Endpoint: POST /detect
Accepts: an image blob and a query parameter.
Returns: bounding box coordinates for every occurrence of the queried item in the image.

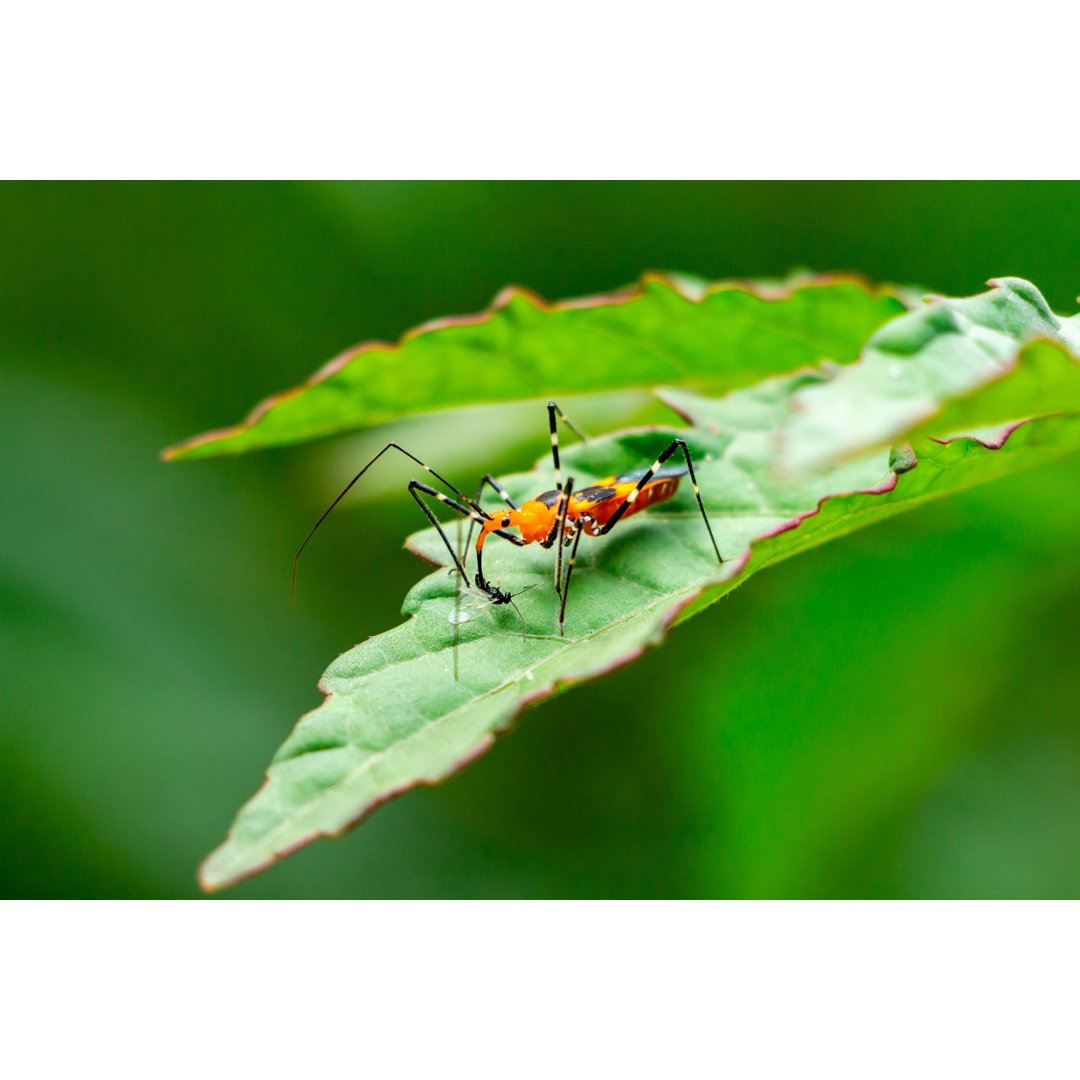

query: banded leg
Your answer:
[558,518,586,636]
[293,441,484,601]
[408,481,494,582]
[548,401,588,491]
[475,474,519,510]
[597,439,723,565]
[552,476,575,596]
[465,474,520,554]
[410,481,525,583]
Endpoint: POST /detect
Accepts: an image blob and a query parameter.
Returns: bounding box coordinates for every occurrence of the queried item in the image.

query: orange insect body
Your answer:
[478,473,682,552]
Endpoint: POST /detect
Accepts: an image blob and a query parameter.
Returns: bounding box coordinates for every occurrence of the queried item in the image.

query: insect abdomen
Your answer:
[625,477,681,515]
[580,477,681,533]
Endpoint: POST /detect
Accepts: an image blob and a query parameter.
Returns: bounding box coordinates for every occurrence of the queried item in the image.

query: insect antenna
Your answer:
[506,583,537,640]
[292,442,485,603]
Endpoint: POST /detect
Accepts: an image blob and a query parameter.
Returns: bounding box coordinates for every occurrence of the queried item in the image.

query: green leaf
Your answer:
[200,328,1080,891]
[778,277,1080,473]
[163,273,906,460]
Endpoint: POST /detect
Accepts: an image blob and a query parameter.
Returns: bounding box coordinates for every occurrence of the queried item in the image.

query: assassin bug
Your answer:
[293,402,724,636]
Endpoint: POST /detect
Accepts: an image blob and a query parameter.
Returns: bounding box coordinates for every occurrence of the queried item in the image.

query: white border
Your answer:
[3,4,1077,178]
[3,902,1076,1078]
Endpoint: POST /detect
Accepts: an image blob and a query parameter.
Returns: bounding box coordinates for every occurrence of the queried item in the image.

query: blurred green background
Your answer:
[3,181,1080,898]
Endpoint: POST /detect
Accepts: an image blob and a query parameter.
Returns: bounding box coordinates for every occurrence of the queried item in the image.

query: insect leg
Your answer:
[552,476,575,597]
[453,516,462,682]
[596,439,723,565]
[467,493,529,602]
[465,474,520,554]
[548,401,589,491]
[408,481,490,581]
[558,518,586,636]
[293,441,485,601]
[475,474,520,510]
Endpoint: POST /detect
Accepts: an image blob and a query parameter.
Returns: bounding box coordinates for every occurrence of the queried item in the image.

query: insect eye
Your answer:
[502,516,510,528]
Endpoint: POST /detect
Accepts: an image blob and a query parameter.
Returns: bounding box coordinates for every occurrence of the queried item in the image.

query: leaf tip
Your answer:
[197,850,233,894]
[197,832,300,894]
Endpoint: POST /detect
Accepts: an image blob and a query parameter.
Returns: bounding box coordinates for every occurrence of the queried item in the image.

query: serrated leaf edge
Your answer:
[165,270,899,463]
